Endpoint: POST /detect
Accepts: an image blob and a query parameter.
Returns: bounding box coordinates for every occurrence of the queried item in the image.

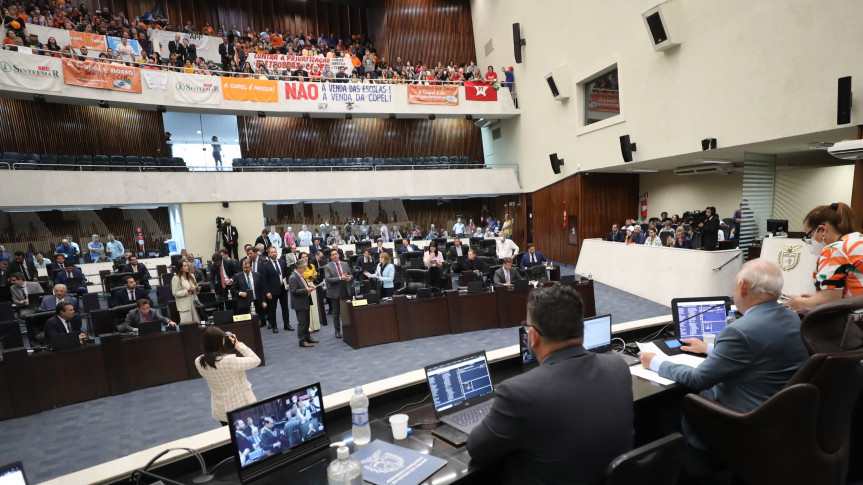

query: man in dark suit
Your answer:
[446,237,469,272]
[323,248,352,339]
[8,251,37,281]
[330,242,346,261]
[639,259,809,477]
[209,252,239,299]
[53,261,87,290]
[468,285,633,484]
[48,254,66,280]
[399,239,418,253]
[218,36,234,68]
[607,224,625,242]
[370,239,387,260]
[231,259,265,326]
[519,244,549,269]
[117,299,177,333]
[354,250,375,271]
[493,257,523,287]
[289,260,317,348]
[114,276,152,306]
[234,419,255,463]
[260,246,293,332]
[308,237,326,257]
[44,301,86,347]
[463,249,486,272]
[182,37,196,63]
[39,284,79,313]
[122,255,152,289]
[168,33,185,61]
[0,260,7,286]
[254,229,272,251]
[222,218,240,260]
[698,206,720,250]
[240,246,265,275]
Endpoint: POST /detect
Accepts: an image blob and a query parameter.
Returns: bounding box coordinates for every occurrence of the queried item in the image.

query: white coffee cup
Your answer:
[389,413,409,440]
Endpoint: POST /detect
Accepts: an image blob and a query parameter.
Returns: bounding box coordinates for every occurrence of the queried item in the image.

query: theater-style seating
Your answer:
[231,155,483,172]
[0,151,187,171]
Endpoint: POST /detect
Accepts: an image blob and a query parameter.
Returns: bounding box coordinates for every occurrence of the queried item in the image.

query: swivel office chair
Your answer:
[799,295,863,355]
[396,269,428,295]
[604,433,684,485]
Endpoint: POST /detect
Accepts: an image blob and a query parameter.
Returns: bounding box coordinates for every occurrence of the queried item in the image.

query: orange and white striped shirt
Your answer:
[814,232,863,298]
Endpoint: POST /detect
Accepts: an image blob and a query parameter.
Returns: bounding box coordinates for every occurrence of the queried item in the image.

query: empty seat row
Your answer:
[230,156,483,172]
[0,152,187,172]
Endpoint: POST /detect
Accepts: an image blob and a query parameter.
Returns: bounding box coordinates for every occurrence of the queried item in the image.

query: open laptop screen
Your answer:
[671,297,731,340]
[583,314,612,352]
[425,352,493,413]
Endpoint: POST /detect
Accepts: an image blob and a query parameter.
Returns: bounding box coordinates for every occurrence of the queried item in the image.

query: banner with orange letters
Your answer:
[406,85,459,105]
[69,31,107,51]
[220,77,278,103]
[62,59,142,93]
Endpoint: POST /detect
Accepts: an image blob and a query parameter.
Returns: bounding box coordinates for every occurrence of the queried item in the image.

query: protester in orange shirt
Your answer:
[202,22,214,36]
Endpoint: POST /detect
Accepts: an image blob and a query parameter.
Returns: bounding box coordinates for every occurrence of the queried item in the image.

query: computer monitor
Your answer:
[766,219,789,235]
[671,297,732,340]
[583,314,612,353]
[0,462,30,485]
[518,326,538,371]
[227,382,329,484]
[425,351,493,414]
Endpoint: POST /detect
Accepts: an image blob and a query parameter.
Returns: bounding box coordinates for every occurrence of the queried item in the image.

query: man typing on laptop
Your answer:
[117,299,178,333]
[467,284,633,484]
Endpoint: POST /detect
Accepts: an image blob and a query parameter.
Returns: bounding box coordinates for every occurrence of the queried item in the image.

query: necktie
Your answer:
[132,265,137,273]
[143,312,148,322]
[336,262,343,277]
[129,290,134,301]
[23,265,29,280]
[505,269,510,284]
[531,254,535,263]
[252,260,257,272]
[67,270,73,279]
[62,319,70,333]
[273,261,281,277]
[220,265,227,289]
[246,273,252,289]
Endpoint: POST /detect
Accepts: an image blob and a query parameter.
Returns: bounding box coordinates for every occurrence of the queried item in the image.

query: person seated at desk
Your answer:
[467,285,633,484]
[122,255,152,289]
[308,237,327,257]
[399,239,418,253]
[424,243,444,268]
[520,244,549,269]
[607,224,626,242]
[114,276,152,306]
[672,228,692,249]
[639,259,808,479]
[117,299,178,333]
[447,237,468,265]
[493,257,527,287]
[39,283,79,313]
[53,260,88,292]
[44,302,86,347]
[370,239,387,259]
[355,249,375,272]
[463,249,485,272]
[8,273,42,317]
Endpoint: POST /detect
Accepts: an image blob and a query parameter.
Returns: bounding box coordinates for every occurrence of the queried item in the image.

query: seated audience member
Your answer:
[0,246,10,262]
[643,229,663,247]
[33,252,49,270]
[308,237,326,256]
[370,239,386,259]
[607,224,625,242]
[0,260,7,286]
[493,257,523,287]
[54,260,87,288]
[520,244,549,269]
[8,251,37,281]
[463,249,485,272]
[630,226,646,245]
[55,238,79,263]
[355,250,374,271]
[468,285,633,484]
[94,250,113,263]
[39,284,78,312]
[122,255,152,289]
[44,302,86,347]
[495,231,519,259]
[117,299,178,333]
[424,244,444,268]
[114,276,152,306]
[399,239,418,253]
[8,273,42,316]
[639,259,808,478]
[672,228,692,249]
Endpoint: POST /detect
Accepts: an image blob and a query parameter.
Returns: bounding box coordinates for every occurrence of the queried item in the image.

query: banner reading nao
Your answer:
[283,81,393,111]
[248,54,352,75]
[62,59,142,93]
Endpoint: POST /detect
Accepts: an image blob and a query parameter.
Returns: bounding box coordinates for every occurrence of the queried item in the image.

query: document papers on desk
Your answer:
[630,341,707,386]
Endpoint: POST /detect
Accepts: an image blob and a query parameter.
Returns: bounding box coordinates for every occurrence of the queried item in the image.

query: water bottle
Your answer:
[327,442,363,485]
[727,310,737,325]
[350,387,371,449]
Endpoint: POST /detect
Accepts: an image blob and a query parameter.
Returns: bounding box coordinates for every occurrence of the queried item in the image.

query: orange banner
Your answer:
[69,31,107,50]
[220,77,278,103]
[407,85,459,105]
[587,90,620,113]
[62,59,142,93]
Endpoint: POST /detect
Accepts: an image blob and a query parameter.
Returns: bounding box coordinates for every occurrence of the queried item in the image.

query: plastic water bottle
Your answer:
[327,442,363,485]
[727,310,737,325]
[350,387,371,449]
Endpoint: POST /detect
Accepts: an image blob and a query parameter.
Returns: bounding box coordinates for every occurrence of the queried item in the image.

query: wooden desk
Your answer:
[101,331,189,395]
[341,300,400,350]
[29,344,110,410]
[446,290,499,333]
[572,280,597,318]
[180,318,266,379]
[393,295,451,341]
[0,359,15,420]
[494,285,532,328]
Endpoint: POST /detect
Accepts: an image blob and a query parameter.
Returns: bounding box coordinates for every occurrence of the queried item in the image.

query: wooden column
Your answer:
[850,125,863,232]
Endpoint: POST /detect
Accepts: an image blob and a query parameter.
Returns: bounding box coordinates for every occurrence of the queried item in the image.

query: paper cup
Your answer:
[389,413,409,440]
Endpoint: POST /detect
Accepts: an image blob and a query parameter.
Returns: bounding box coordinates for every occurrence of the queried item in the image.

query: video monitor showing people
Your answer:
[228,383,327,471]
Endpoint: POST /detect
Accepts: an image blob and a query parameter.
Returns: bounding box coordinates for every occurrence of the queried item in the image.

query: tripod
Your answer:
[214,225,222,253]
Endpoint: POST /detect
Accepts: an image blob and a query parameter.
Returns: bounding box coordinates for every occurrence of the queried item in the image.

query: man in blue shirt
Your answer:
[87,235,104,263]
[105,234,125,260]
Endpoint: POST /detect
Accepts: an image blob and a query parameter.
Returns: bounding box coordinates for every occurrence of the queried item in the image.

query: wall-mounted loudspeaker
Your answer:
[619,135,637,162]
[512,23,527,64]
[641,1,680,52]
[838,76,852,125]
[549,153,564,174]
[222,202,229,208]
[544,66,572,101]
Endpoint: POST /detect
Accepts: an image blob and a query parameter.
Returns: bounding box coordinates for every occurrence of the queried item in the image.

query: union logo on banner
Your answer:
[465,81,497,101]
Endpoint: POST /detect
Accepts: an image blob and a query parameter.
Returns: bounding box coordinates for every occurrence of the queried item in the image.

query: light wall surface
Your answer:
[638,171,744,221]
[471,0,863,191]
[773,165,854,232]
[179,201,265,259]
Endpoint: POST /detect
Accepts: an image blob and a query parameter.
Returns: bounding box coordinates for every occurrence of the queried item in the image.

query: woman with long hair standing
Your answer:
[373,252,395,298]
[786,202,861,312]
[172,260,200,323]
[197,326,261,424]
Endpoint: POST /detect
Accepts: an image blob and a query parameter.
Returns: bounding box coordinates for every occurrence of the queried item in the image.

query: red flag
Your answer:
[465,81,498,101]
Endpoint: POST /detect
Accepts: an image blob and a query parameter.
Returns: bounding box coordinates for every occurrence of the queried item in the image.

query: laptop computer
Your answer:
[583,314,640,366]
[50,332,81,351]
[519,326,539,372]
[560,275,576,285]
[0,461,30,485]
[424,351,495,434]
[137,320,162,335]
[513,279,530,289]
[654,297,732,355]
[467,281,484,293]
[416,287,434,299]
[213,310,235,325]
[66,277,84,288]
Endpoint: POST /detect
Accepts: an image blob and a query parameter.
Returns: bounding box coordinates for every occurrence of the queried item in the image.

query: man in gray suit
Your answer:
[117,299,178,333]
[639,259,809,476]
[323,248,352,339]
[8,273,43,316]
[289,260,317,348]
[492,257,523,287]
[467,284,633,484]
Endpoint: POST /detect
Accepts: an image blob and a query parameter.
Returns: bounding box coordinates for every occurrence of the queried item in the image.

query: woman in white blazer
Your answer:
[171,260,200,323]
[196,326,261,424]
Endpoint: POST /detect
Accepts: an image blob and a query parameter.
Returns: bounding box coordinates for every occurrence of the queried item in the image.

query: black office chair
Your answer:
[89,309,115,335]
[355,240,371,253]
[197,291,220,317]
[103,272,133,296]
[110,304,137,329]
[530,264,547,282]
[603,433,684,485]
[156,285,174,305]
[396,269,428,295]
[80,292,101,313]
[23,311,54,347]
[480,239,498,257]
[0,320,25,349]
[402,251,424,267]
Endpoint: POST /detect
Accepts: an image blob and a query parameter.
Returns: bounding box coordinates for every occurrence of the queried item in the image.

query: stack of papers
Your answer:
[629,341,706,385]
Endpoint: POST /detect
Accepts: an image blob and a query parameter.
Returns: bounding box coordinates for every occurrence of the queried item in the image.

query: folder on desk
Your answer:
[352,440,446,485]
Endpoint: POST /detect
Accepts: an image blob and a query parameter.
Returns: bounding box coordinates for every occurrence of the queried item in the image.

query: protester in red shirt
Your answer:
[483,65,498,83]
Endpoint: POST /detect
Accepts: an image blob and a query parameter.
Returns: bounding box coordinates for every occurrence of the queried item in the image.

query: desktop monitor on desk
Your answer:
[654,296,732,355]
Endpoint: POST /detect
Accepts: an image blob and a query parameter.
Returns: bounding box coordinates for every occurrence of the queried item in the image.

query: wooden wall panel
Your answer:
[380,0,477,65]
[0,98,165,157]
[530,173,638,264]
[237,117,483,161]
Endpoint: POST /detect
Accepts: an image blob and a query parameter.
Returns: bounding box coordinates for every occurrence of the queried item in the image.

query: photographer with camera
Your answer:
[698,206,720,250]
[196,326,261,425]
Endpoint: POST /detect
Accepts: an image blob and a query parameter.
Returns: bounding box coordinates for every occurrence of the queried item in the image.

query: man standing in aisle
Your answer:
[260,246,293,333]
[289,259,317,348]
[222,218,239,260]
[324,248,352,339]
[105,234,125,261]
[453,217,466,238]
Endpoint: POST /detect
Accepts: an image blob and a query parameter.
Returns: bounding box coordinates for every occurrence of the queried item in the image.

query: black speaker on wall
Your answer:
[838,76,852,125]
[549,153,564,174]
[512,23,526,63]
[619,135,636,162]
[222,201,229,208]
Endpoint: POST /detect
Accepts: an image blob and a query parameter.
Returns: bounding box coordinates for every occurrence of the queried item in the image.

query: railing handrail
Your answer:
[8,161,516,172]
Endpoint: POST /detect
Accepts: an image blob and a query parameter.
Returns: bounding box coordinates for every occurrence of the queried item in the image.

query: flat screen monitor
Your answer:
[766,219,789,235]
[583,314,612,353]
[227,382,329,484]
[671,297,732,340]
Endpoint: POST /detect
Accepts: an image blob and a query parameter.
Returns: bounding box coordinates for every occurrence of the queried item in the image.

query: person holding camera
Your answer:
[197,326,261,425]
[698,206,720,250]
